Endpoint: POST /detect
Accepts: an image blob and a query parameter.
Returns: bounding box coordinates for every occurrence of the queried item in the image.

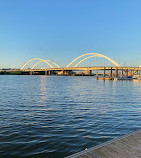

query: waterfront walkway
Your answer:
[66,130,141,158]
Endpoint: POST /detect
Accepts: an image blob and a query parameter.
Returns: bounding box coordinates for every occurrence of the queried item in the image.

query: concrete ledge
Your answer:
[66,129,141,158]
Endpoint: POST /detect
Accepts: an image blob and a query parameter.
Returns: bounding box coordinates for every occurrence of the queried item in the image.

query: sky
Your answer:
[0,0,141,68]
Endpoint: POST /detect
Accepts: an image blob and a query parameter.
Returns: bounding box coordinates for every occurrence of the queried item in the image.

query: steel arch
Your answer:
[31,60,60,69]
[66,53,121,67]
[21,58,59,70]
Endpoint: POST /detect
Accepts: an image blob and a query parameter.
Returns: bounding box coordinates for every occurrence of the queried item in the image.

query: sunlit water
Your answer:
[0,75,141,158]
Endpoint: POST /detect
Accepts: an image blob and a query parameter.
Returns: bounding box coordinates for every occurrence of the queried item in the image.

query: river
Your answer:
[0,75,141,157]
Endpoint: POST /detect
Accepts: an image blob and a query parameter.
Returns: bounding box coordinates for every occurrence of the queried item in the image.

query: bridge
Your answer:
[1,53,140,78]
[20,53,121,70]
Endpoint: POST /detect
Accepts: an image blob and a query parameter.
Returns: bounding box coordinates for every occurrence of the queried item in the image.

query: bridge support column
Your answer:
[103,67,105,78]
[110,67,113,78]
[115,68,118,77]
[30,71,33,75]
[96,71,99,79]
[65,71,70,76]
[122,69,124,76]
[64,71,68,76]
[62,70,65,76]
[45,71,47,75]
[126,69,128,77]
[48,71,51,75]
[130,70,133,77]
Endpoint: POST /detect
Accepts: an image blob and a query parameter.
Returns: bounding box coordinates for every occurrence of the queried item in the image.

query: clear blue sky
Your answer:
[0,0,141,68]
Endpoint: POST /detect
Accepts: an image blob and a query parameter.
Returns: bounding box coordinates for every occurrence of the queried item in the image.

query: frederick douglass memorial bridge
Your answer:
[2,53,141,78]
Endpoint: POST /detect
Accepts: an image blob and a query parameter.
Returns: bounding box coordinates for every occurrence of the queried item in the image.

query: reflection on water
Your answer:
[40,76,48,104]
[0,76,141,158]
[133,79,141,84]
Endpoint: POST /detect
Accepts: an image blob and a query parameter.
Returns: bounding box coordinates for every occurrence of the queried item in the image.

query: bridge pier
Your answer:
[122,69,124,76]
[126,69,128,77]
[110,67,113,78]
[62,70,65,76]
[64,71,68,76]
[115,68,118,77]
[103,67,105,79]
[48,71,51,75]
[130,70,133,76]
[57,70,69,76]
[96,71,99,79]
[30,71,33,75]
[45,71,47,75]
[63,70,70,76]
[65,71,71,76]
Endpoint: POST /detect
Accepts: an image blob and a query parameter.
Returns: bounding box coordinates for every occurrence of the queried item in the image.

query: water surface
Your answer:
[0,76,141,157]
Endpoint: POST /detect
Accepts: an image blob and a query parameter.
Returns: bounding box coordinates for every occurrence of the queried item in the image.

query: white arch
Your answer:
[66,53,121,67]
[50,61,60,68]
[21,58,59,70]
[74,55,99,67]
[31,60,60,69]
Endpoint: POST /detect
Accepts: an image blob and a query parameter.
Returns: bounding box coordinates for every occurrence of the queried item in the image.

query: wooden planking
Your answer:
[66,130,141,158]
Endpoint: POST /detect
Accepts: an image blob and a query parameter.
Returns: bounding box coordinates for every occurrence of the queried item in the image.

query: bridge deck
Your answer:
[66,130,141,158]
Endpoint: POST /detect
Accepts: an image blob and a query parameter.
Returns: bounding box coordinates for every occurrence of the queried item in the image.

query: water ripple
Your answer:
[0,76,140,157]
